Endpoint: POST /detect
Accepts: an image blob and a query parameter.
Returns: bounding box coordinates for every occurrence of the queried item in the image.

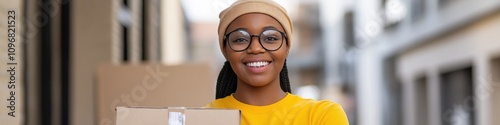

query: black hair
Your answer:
[215,60,292,99]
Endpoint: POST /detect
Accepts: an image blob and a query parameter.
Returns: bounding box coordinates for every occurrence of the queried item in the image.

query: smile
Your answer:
[245,61,270,67]
[243,61,272,74]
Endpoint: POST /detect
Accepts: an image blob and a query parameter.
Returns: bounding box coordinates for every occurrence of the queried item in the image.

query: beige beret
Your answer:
[218,0,293,53]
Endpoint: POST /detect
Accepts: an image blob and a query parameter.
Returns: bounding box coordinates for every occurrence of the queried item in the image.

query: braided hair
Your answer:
[215,60,292,99]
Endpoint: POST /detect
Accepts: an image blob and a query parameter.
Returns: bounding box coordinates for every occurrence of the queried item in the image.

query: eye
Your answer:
[232,37,248,43]
[263,36,279,42]
[261,35,281,43]
[261,30,282,43]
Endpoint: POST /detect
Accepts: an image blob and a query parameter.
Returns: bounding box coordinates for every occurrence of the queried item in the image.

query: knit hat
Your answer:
[217,0,293,53]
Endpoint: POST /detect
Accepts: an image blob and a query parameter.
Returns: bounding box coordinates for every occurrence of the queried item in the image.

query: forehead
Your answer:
[225,13,285,34]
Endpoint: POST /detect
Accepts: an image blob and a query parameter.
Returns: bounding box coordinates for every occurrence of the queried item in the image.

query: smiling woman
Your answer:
[206,0,349,125]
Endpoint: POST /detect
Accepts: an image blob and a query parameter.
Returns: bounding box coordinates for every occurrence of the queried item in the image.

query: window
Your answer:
[439,0,452,8]
[382,58,403,125]
[440,67,475,125]
[411,0,426,22]
[343,12,355,48]
[491,57,500,125]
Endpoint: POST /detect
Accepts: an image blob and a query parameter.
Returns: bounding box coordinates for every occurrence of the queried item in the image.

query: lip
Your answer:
[242,58,272,64]
[244,61,271,74]
[242,58,272,74]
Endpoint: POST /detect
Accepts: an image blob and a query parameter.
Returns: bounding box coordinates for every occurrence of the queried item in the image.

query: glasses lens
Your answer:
[260,30,283,50]
[228,30,250,51]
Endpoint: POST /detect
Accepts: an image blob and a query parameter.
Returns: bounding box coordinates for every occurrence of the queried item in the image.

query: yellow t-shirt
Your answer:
[207,93,349,125]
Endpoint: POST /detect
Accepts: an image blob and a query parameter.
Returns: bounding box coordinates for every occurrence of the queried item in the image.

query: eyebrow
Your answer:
[262,26,279,31]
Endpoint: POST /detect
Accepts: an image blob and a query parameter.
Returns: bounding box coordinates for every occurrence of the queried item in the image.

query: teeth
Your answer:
[246,61,269,67]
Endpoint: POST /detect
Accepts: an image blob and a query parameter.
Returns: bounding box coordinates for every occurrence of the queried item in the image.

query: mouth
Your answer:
[243,61,272,73]
[244,61,271,67]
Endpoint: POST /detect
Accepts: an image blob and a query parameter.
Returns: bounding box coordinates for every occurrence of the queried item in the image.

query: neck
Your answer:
[233,78,287,106]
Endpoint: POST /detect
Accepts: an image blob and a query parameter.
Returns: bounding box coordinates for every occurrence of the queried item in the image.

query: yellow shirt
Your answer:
[207,93,349,125]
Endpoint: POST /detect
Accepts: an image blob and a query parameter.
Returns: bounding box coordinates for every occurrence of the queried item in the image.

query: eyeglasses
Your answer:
[224,29,287,52]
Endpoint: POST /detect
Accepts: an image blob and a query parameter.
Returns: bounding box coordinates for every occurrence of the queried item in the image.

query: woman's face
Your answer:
[224,13,289,87]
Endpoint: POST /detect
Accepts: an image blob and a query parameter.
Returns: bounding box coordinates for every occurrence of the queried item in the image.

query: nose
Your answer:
[246,36,265,54]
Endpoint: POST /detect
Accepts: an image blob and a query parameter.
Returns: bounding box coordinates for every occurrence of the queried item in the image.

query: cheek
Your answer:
[225,49,244,72]
[225,50,240,62]
[224,46,237,60]
[270,49,288,70]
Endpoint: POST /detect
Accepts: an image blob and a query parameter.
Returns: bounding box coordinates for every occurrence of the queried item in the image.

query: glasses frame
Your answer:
[223,29,288,52]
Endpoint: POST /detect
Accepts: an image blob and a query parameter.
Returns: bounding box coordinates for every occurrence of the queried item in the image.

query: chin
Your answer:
[242,77,274,87]
[248,82,271,87]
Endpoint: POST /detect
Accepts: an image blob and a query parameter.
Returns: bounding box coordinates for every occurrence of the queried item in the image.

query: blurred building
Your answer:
[341,0,500,125]
[17,0,191,125]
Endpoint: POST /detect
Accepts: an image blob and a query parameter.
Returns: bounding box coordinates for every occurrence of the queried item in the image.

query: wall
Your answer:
[71,0,117,125]
[396,11,500,125]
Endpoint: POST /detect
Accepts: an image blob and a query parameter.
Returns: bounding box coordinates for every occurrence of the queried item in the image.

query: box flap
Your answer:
[116,107,240,125]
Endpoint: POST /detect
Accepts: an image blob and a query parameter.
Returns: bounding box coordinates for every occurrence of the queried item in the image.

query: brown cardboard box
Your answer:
[96,63,216,125]
[115,107,240,125]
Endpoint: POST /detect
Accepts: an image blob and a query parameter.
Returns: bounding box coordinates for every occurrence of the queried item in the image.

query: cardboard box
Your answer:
[96,63,216,125]
[115,107,240,125]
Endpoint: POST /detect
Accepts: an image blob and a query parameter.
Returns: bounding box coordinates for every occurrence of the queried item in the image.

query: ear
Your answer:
[223,51,228,60]
[222,47,228,60]
[285,42,290,58]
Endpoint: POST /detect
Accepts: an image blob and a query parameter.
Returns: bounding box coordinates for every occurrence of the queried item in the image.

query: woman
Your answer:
[207,0,349,124]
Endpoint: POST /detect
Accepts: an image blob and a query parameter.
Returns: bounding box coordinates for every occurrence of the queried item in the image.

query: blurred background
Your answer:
[1,0,500,125]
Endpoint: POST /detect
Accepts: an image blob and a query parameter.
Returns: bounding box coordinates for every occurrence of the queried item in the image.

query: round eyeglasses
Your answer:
[224,29,287,52]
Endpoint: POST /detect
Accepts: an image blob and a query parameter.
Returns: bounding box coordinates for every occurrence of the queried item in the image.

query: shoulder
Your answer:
[206,99,223,108]
[205,95,231,108]
[311,100,349,125]
[291,95,349,125]
[310,100,344,111]
[290,94,343,110]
